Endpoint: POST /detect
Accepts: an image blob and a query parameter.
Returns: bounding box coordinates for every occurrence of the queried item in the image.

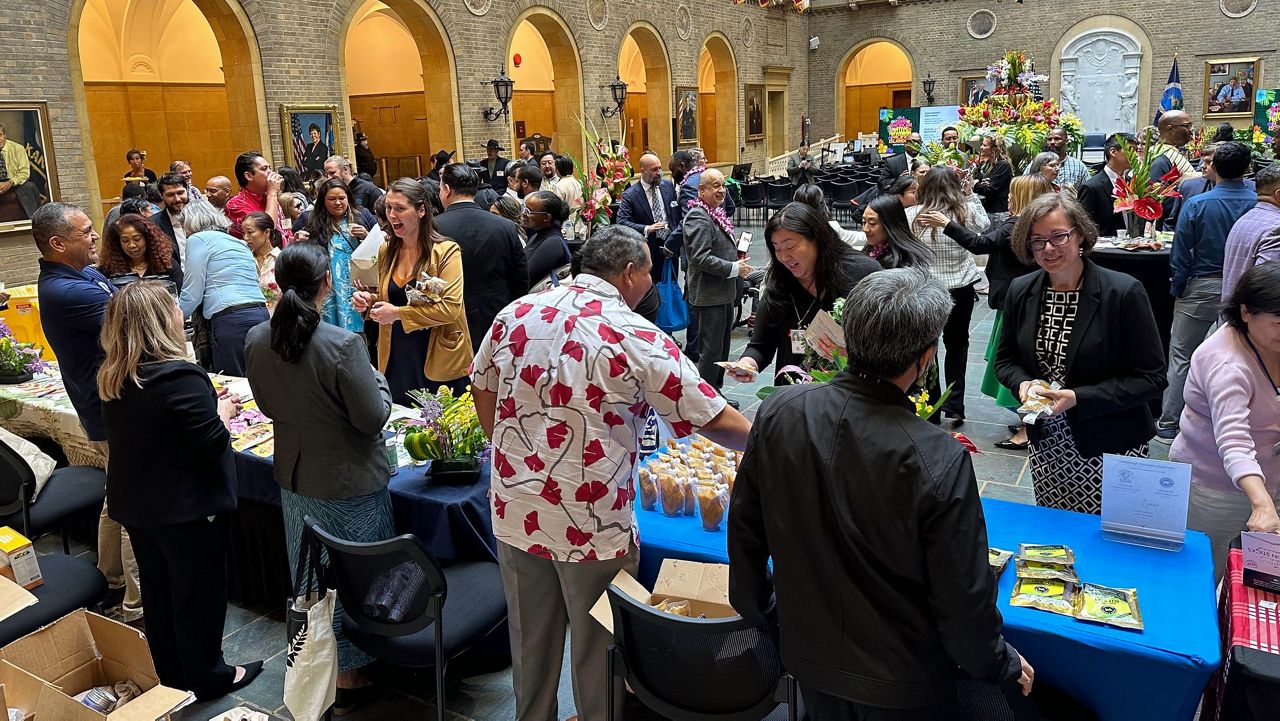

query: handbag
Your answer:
[283,526,338,721]
[655,258,689,333]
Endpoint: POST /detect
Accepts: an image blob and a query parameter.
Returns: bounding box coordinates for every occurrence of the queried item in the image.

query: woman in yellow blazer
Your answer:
[352,178,471,404]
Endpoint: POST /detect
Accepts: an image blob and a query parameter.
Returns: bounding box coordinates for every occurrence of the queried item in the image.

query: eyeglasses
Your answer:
[1027,226,1076,252]
[520,208,549,218]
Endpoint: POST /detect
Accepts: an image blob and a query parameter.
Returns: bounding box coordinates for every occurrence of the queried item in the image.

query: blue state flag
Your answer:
[22,111,48,204]
[1154,58,1183,125]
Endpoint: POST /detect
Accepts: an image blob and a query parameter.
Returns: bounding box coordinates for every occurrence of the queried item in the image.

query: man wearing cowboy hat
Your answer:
[482,139,511,193]
[427,149,455,182]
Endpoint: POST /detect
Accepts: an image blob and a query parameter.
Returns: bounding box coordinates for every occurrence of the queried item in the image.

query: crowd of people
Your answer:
[14,106,1280,720]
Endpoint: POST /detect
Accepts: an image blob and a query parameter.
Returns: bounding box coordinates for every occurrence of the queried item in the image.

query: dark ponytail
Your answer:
[270,242,329,363]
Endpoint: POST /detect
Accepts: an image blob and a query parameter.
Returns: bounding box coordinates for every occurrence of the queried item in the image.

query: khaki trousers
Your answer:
[498,541,637,721]
[1187,481,1280,584]
[93,441,142,616]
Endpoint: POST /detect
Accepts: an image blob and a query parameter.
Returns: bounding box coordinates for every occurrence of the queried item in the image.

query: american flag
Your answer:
[290,115,307,172]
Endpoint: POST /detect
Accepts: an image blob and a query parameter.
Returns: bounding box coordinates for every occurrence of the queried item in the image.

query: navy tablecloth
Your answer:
[634,496,1220,721]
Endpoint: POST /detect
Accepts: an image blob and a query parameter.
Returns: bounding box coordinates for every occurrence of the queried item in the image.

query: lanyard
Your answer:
[1244,332,1280,400]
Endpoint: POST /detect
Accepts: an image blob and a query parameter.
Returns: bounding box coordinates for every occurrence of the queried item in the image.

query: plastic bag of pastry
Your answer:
[405,272,448,305]
[658,473,685,517]
[1017,543,1076,566]
[988,548,1013,574]
[697,484,729,531]
[637,469,658,512]
[1073,583,1144,630]
[1017,381,1061,425]
[1010,577,1077,616]
[682,478,698,516]
[653,598,692,616]
[1014,558,1080,584]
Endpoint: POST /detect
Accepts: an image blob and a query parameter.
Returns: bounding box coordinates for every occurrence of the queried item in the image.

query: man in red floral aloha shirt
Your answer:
[472,225,751,721]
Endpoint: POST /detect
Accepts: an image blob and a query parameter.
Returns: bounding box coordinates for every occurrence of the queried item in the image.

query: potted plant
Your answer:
[0,319,49,384]
[402,385,490,484]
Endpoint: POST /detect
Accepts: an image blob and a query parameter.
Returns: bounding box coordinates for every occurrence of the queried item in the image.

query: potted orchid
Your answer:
[0,319,49,384]
[402,385,490,483]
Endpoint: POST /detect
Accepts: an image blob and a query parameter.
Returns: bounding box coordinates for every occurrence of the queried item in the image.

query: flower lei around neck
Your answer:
[687,196,735,237]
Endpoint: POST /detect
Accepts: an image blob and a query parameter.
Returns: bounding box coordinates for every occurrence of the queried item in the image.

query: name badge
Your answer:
[790,329,806,355]
[669,200,678,208]
[497,171,505,177]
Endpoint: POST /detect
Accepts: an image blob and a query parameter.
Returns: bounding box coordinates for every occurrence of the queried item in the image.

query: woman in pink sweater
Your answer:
[1174,262,1280,579]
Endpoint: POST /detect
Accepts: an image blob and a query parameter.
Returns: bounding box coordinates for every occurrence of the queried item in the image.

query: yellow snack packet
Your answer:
[1018,543,1076,566]
[1014,558,1080,584]
[1010,577,1076,616]
[1073,583,1144,631]
[988,548,1014,575]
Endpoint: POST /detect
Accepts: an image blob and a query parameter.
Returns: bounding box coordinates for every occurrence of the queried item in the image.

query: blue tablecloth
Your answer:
[635,496,1220,721]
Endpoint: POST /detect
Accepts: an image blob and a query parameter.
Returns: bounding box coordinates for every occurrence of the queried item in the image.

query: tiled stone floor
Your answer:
[45,220,1168,720]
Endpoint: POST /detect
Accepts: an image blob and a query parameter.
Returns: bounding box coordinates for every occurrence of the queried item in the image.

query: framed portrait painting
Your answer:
[0,101,58,232]
[959,76,995,107]
[280,104,340,174]
[744,84,765,141]
[1204,58,1260,117]
[675,86,699,146]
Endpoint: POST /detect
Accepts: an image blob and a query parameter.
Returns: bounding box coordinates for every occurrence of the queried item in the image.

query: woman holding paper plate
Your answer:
[301,178,373,336]
[725,202,879,386]
[1175,262,1280,578]
[352,178,471,405]
[995,193,1166,515]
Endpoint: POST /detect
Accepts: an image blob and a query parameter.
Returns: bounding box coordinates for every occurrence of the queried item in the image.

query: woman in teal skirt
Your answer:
[917,175,1052,448]
[302,178,375,338]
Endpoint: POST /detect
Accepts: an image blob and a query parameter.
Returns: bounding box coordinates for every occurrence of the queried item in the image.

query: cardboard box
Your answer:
[0,609,193,720]
[0,659,47,720]
[591,559,738,633]
[0,529,41,591]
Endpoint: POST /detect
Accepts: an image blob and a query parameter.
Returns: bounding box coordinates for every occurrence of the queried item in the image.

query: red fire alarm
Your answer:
[513,53,522,68]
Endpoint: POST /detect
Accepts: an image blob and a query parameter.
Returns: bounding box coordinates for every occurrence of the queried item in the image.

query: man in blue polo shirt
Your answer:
[1157,142,1259,442]
[33,202,141,622]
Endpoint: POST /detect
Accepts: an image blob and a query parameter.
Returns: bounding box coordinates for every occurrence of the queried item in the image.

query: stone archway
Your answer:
[618,22,673,161]
[508,5,586,163]
[835,38,914,141]
[697,32,739,165]
[1053,18,1151,136]
[340,0,462,180]
[68,0,269,222]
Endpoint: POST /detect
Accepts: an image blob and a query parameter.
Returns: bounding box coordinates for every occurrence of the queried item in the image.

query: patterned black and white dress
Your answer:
[1028,288,1148,514]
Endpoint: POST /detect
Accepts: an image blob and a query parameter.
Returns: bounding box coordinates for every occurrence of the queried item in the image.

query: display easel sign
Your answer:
[1101,454,1191,551]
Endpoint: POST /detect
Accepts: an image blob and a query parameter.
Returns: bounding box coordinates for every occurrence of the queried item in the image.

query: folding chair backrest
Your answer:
[0,441,32,515]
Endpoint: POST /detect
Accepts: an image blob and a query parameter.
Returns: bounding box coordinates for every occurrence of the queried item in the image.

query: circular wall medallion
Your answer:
[464,0,491,16]
[676,5,693,40]
[587,0,609,30]
[967,9,996,39]
[741,17,756,47]
[1220,0,1257,17]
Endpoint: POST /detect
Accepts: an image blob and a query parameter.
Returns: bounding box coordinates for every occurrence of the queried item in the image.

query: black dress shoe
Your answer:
[726,399,741,410]
[227,660,264,694]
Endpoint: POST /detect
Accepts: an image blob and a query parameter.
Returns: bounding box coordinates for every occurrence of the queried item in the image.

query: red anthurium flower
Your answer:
[1160,167,1182,184]
[1133,197,1163,221]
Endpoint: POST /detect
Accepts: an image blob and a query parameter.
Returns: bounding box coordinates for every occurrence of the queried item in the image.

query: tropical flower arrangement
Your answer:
[1112,128,1182,224]
[986,50,1047,96]
[402,385,490,469]
[569,116,634,239]
[888,117,914,145]
[1269,101,1280,136]
[918,141,969,169]
[0,319,49,379]
[957,97,1084,172]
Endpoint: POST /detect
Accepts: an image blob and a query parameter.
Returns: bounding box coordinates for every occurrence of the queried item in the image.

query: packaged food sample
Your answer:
[1010,577,1077,616]
[696,484,729,532]
[1017,381,1061,424]
[658,474,685,517]
[682,478,698,517]
[988,547,1014,575]
[1017,543,1076,566]
[637,469,658,512]
[653,598,691,616]
[1073,583,1144,630]
[1014,558,1080,584]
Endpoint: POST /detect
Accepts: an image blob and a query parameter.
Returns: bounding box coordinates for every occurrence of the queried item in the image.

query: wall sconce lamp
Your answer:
[922,73,936,106]
[483,69,514,122]
[600,75,628,118]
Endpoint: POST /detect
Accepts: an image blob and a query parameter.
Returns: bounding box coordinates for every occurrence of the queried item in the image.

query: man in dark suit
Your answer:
[879,132,921,190]
[616,151,677,283]
[153,172,189,270]
[435,163,529,350]
[1076,133,1134,238]
[481,139,511,193]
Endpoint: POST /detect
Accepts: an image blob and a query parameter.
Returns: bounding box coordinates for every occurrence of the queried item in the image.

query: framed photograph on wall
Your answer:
[1204,58,1260,117]
[675,86,699,146]
[744,84,766,141]
[280,104,340,174]
[0,101,59,233]
[959,76,996,106]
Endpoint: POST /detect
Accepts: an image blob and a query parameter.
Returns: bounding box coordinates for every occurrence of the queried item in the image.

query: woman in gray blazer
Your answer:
[243,242,393,713]
[684,168,753,386]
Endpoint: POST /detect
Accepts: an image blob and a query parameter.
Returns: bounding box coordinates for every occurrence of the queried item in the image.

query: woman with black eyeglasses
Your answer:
[521,190,573,290]
[995,194,1166,514]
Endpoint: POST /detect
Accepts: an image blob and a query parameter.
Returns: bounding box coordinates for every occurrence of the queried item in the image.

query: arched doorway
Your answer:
[697,33,738,164]
[508,7,585,163]
[618,22,672,162]
[836,40,913,141]
[341,0,461,182]
[70,0,268,221]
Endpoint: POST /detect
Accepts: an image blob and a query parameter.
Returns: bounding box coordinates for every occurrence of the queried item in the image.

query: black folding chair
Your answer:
[305,518,507,721]
[827,181,860,223]
[765,182,794,213]
[0,441,105,554]
[739,182,767,223]
[605,585,798,721]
